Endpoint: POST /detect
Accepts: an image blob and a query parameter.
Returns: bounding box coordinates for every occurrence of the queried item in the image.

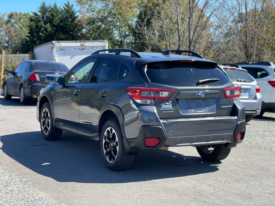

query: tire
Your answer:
[3,84,12,100]
[100,119,135,171]
[196,144,231,162]
[246,115,253,122]
[19,86,29,104]
[40,102,62,140]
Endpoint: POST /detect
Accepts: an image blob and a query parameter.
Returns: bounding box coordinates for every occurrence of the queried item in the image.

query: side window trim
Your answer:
[109,63,121,82]
[86,57,101,83]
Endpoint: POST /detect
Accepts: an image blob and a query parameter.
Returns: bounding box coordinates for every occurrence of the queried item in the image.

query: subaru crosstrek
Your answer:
[37,49,246,171]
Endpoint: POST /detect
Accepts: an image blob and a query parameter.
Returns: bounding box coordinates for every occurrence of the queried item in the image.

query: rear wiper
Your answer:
[237,79,249,82]
[196,78,220,86]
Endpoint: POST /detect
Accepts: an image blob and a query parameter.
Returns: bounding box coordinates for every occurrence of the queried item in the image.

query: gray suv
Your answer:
[36,49,246,171]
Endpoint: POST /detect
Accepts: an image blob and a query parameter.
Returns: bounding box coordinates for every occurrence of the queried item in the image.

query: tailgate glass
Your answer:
[146,61,230,87]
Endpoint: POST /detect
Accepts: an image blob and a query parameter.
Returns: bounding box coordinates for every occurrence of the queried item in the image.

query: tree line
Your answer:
[1,0,275,63]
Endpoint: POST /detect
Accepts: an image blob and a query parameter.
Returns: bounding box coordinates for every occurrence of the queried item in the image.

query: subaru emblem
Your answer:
[196,91,205,98]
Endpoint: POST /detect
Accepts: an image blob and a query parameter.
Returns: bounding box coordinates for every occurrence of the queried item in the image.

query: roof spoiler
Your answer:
[92,48,141,58]
[161,50,203,59]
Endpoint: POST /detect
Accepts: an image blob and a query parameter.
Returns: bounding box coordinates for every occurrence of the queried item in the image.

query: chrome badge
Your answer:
[196,91,205,98]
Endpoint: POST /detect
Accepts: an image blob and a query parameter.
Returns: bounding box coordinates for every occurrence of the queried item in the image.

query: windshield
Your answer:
[224,70,254,83]
[145,61,230,87]
[33,62,69,72]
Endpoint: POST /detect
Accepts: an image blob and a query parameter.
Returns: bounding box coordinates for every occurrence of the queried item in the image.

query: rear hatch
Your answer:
[143,61,235,119]
[223,68,256,100]
[134,60,240,139]
[32,62,69,84]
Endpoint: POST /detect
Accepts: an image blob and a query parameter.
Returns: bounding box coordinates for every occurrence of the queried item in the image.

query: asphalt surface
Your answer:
[0,96,275,206]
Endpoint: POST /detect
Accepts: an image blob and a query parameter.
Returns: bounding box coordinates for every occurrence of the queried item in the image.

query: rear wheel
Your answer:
[246,115,253,122]
[100,119,135,171]
[196,144,231,162]
[3,84,12,100]
[40,102,62,140]
[19,86,29,104]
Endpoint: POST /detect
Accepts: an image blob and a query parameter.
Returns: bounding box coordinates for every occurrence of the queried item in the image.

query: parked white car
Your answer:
[237,62,275,117]
[220,65,262,122]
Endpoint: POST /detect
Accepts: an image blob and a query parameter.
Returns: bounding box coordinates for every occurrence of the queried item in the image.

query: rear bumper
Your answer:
[25,84,47,98]
[241,93,262,115]
[123,101,245,152]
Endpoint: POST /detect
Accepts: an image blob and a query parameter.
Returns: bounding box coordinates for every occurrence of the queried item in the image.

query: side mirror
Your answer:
[7,70,16,76]
[55,76,65,85]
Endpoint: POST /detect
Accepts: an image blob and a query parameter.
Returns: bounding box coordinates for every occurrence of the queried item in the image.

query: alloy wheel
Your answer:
[41,108,51,136]
[103,127,119,163]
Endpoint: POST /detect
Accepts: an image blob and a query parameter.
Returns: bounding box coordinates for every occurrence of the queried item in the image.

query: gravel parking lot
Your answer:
[0,96,275,206]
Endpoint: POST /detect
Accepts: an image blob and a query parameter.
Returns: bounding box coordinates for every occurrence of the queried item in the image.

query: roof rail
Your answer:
[161,50,203,58]
[236,61,274,66]
[92,48,141,58]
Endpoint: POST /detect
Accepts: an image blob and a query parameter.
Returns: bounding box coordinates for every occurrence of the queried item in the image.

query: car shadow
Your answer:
[0,97,37,106]
[253,115,275,122]
[0,131,220,183]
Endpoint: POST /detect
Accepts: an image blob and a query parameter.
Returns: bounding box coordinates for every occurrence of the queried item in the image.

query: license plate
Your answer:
[178,99,216,115]
[241,89,250,97]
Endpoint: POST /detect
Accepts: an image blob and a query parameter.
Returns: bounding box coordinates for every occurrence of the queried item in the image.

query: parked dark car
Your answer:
[37,49,246,171]
[3,60,69,104]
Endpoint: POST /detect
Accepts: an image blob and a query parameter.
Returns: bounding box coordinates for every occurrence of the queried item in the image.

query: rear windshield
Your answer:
[145,61,230,87]
[33,62,69,72]
[224,69,254,83]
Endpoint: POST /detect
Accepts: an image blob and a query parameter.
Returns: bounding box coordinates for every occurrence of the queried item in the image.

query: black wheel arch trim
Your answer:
[98,104,136,155]
[38,94,56,126]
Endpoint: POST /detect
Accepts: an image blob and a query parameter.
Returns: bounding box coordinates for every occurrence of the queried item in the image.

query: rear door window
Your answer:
[145,61,230,87]
[244,67,269,78]
[224,70,254,83]
[90,59,117,83]
[33,62,69,72]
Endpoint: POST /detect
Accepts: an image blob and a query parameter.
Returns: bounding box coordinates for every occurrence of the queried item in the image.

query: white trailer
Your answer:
[34,40,108,69]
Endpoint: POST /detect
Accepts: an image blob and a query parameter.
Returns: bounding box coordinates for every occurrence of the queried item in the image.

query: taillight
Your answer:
[223,86,241,98]
[126,87,174,104]
[268,81,275,87]
[256,84,260,93]
[29,73,40,81]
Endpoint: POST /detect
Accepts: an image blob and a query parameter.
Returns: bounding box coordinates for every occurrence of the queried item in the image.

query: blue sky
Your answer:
[0,0,78,14]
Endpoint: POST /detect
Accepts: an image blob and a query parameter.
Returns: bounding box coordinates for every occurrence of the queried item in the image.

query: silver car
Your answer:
[220,65,262,122]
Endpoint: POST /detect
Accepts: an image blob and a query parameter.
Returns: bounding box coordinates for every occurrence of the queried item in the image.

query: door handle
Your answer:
[100,90,108,97]
[74,89,80,96]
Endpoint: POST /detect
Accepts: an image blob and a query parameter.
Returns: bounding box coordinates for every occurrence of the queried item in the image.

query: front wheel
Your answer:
[196,144,231,162]
[3,84,12,100]
[40,102,62,140]
[100,119,135,171]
